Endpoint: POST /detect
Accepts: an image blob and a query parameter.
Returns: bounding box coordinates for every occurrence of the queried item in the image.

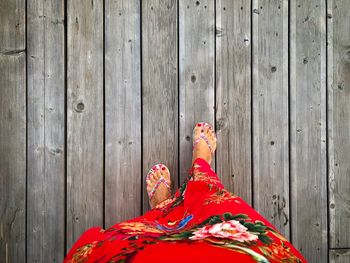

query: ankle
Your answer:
[192,150,212,165]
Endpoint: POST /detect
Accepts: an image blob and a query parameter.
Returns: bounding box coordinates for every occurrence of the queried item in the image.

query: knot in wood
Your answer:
[191,75,196,83]
[346,50,350,62]
[216,118,226,131]
[74,101,85,113]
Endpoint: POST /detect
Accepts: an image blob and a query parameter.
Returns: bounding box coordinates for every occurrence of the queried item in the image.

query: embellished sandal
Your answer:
[192,122,217,154]
[146,164,171,201]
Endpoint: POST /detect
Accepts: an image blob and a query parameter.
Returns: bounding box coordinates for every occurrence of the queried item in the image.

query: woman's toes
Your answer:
[155,170,161,180]
[211,132,215,142]
[160,166,170,183]
[147,172,157,191]
[205,127,211,138]
[208,129,214,139]
[146,178,152,192]
[212,135,217,150]
[147,166,172,209]
[194,124,202,137]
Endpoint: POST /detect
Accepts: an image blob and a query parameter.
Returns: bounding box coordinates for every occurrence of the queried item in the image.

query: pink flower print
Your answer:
[190,220,259,243]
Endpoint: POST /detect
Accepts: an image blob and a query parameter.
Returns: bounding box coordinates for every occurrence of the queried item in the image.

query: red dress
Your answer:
[64,157,307,262]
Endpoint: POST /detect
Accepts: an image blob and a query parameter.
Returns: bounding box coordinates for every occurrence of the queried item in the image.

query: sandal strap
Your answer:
[192,122,216,154]
[193,133,213,153]
[146,164,162,181]
[146,164,171,200]
[148,176,171,200]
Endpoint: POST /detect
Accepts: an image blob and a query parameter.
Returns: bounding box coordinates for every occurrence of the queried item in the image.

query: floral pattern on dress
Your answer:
[64,158,307,263]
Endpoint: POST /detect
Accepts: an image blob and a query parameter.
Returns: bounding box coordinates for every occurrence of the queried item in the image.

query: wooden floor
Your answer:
[1,0,349,262]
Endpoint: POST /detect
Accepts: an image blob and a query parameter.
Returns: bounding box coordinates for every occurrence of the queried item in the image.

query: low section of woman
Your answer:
[64,122,307,263]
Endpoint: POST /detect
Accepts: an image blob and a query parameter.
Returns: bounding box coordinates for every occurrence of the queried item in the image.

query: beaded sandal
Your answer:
[192,122,217,154]
[146,164,171,201]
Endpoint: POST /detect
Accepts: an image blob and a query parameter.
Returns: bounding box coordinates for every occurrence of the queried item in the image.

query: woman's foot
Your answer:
[146,165,172,209]
[192,122,217,165]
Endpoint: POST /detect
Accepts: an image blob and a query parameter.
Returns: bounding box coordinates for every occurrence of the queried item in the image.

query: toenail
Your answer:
[161,167,165,170]
[197,123,202,126]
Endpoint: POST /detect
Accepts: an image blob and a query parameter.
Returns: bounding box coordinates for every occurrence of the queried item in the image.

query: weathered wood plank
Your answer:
[179,0,215,184]
[216,0,252,204]
[328,0,350,248]
[252,0,290,237]
[0,0,26,261]
[330,249,350,263]
[142,0,179,212]
[66,0,104,250]
[26,0,65,261]
[105,0,142,226]
[290,1,328,261]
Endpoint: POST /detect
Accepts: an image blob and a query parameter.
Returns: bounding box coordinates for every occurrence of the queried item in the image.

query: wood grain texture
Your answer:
[27,0,65,261]
[142,0,179,212]
[1,0,350,260]
[330,249,350,263]
[66,0,104,250]
[328,0,350,249]
[179,0,215,184]
[105,0,142,226]
[289,1,328,262]
[252,0,290,237]
[0,0,26,261]
[215,0,252,205]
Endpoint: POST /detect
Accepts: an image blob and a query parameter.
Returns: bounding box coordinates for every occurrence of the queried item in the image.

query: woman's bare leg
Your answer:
[146,123,216,209]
